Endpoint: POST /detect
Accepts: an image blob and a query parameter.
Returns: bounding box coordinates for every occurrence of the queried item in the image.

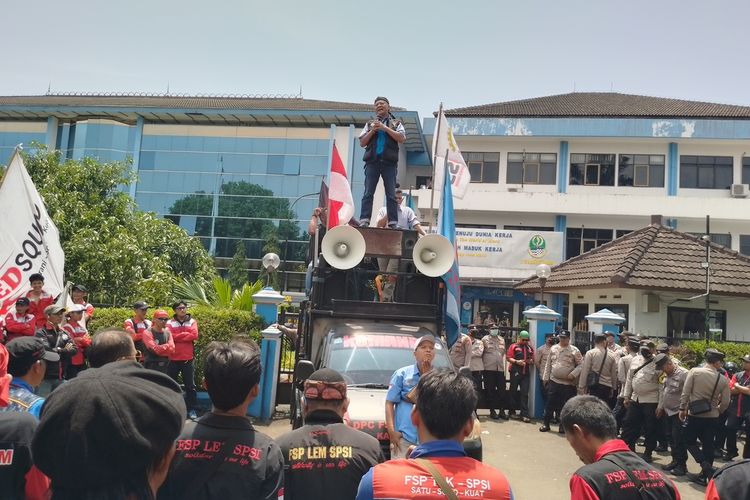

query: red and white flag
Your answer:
[432,106,471,199]
[327,144,355,228]
[0,150,65,315]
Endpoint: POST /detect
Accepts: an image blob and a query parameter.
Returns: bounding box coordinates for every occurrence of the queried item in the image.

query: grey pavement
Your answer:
[255,409,708,500]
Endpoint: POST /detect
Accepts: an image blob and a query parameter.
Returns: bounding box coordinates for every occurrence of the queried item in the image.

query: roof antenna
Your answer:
[47,80,52,95]
[166,81,170,95]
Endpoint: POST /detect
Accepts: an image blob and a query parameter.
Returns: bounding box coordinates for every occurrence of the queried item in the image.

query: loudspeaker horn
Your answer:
[412,234,455,277]
[321,225,366,270]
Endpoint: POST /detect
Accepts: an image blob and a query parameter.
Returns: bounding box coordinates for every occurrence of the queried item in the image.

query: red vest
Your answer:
[372,457,512,500]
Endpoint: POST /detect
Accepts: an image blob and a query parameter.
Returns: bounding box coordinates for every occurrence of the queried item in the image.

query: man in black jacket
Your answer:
[35,304,76,396]
[562,395,679,499]
[159,340,284,500]
[277,368,384,500]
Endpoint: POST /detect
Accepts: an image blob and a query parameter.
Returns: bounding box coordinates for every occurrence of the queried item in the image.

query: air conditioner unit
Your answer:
[730,184,749,198]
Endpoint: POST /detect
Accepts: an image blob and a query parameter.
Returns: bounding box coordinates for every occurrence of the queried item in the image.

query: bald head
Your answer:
[88,328,137,368]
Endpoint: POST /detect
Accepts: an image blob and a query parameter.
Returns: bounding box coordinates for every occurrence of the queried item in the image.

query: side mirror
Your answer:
[458,366,473,379]
[295,360,315,385]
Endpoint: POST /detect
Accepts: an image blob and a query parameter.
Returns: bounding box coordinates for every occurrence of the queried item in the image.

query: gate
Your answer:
[275,309,298,405]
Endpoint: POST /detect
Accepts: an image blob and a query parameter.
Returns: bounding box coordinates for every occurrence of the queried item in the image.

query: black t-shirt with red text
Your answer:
[158,413,284,500]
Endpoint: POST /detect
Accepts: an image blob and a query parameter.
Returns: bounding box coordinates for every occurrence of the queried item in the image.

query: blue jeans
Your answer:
[359,161,397,225]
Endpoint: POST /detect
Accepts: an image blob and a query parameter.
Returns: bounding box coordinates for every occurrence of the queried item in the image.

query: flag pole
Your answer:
[428,103,443,231]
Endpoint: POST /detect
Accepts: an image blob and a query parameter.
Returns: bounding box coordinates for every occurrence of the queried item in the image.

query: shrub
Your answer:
[672,340,750,368]
[88,305,263,381]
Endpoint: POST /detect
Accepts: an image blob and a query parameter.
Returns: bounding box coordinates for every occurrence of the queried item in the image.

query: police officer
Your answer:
[613,337,640,434]
[679,348,731,486]
[724,354,750,460]
[605,331,622,356]
[468,328,485,405]
[578,332,618,406]
[655,353,689,477]
[540,330,582,433]
[622,340,661,462]
[449,330,472,372]
[277,368,383,500]
[356,369,514,500]
[482,326,508,420]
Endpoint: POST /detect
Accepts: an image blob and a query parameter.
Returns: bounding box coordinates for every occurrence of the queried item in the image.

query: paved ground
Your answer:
[256,408,710,500]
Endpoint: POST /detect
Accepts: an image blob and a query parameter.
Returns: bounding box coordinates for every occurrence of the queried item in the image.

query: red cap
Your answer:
[0,344,10,407]
[153,309,170,320]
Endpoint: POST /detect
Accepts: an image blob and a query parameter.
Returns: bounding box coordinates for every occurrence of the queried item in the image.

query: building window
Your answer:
[687,232,732,249]
[463,152,499,184]
[618,154,665,187]
[456,223,496,229]
[570,154,616,186]
[679,156,733,189]
[594,304,629,331]
[504,225,554,232]
[740,235,750,256]
[572,304,589,332]
[566,228,614,259]
[507,153,557,184]
[616,229,633,239]
[743,157,750,184]
[667,306,726,341]
[415,176,432,189]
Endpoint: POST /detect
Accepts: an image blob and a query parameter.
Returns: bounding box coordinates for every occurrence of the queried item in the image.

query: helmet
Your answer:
[724,361,739,375]
[519,331,530,340]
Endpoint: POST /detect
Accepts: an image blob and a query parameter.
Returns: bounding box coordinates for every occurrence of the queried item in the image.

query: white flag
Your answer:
[432,107,471,199]
[0,151,65,315]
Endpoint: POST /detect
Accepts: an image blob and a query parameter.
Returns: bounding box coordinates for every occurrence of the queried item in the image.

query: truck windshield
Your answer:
[327,333,451,386]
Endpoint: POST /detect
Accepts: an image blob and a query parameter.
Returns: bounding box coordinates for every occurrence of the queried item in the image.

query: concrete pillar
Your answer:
[522,304,561,419]
[45,117,58,150]
[248,287,285,420]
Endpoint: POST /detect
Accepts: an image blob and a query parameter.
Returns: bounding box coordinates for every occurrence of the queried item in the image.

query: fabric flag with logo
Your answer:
[432,106,471,199]
[327,143,355,228]
[438,165,461,347]
[0,150,65,315]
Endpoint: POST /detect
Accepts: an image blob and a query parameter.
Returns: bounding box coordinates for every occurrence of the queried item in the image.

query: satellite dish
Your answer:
[321,226,366,270]
[413,234,454,277]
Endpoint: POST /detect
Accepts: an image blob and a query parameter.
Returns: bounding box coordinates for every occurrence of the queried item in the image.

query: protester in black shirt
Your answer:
[159,340,284,500]
[277,368,384,500]
[35,304,76,396]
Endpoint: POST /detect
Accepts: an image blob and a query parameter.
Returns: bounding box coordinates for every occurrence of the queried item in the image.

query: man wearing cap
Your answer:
[0,337,59,419]
[62,303,91,378]
[385,334,435,458]
[33,357,185,498]
[724,354,750,461]
[358,369,514,500]
[655,353,689,476]
[468,328,485,408]
[613,336,641,434]
[541,330,582,433]
[166,300,199,417]
[35,304,76,396]
[71,283,95,322]
[507,330,534,422]
[622,340,661,462]
[535,332,555,421]
[679,348,731,485]
[0,342,51,499]
[578,332,618,406]
[3,298,36,343]
[277,368,384,500]
[25,273,55,329]
[358,96,405,228]
[124,301,151,360]
[160,340,284,499]
[142,310,175,373]
[482,326,509,420]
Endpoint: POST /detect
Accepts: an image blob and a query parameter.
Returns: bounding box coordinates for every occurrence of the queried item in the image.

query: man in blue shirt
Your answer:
[358,369,514,499]
[0,337,58,419]
[385,335,436,459]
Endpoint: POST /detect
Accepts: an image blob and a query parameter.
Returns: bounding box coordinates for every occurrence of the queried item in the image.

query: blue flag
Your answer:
[438,166,461,347]
[406,188,415,211]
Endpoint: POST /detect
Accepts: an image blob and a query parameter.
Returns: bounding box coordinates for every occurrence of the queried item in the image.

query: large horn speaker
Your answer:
[412,234,455,277]
[321,226,366,270]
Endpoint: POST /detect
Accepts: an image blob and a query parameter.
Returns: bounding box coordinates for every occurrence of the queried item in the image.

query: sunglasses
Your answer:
[303,380,346,401]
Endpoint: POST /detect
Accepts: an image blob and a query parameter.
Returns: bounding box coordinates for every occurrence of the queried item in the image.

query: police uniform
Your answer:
[469,335,484,398]
[449,333,472,372]
[356,440,513,500]
[541,336,582,431]
[277,409,384,500]
[622,351,661,458]
[578,343,618,406]
[481,333,507,419]
[655,354,688,474]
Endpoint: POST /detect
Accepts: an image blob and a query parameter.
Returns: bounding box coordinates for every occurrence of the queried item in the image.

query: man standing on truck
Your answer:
[385,335,435,459]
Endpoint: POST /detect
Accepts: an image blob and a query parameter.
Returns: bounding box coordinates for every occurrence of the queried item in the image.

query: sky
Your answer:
[3,0,749,118]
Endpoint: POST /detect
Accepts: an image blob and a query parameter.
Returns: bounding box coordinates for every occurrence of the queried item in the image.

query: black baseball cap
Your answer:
[32,362,185,490]
[558,330,571,338]
[15,297,30,306]
[7,337,60,374]
[132,301,148,310]
[72,284,88,292]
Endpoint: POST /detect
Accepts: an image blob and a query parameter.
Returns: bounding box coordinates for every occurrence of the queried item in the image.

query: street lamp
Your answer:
[536,263,552,306]
[262,252,281,287]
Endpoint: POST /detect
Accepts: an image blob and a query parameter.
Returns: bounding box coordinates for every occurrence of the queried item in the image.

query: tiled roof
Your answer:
[0,94,386,112]
[515,223,750,297]
[445,92,750,119]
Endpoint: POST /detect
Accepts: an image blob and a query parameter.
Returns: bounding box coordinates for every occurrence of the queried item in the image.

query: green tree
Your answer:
[21,148,216,305]
[227,240,248,290]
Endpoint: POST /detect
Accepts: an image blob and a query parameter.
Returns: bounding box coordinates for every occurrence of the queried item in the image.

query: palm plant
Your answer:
[173,276,264,311]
